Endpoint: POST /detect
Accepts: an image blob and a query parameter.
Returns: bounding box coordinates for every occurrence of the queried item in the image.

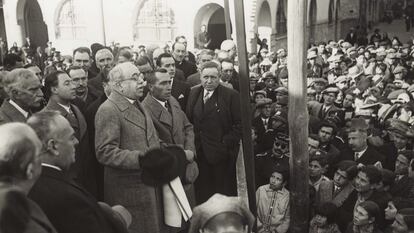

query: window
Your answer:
[276,0,287,35]
[55,0,87,40]
[133,0,176,44]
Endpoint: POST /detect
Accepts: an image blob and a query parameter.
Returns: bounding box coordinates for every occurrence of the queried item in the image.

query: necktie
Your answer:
[203,91,211,104]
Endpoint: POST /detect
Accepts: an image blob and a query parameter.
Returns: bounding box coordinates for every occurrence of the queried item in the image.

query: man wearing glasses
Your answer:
[0,68,44,124]
[95,62,164,233]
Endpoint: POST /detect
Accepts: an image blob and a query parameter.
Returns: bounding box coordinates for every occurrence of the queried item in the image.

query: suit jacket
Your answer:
[142,94,195,153]
[187,72,201,87]
[390,175,414,199]
[175,69,186,82]
[0,100,27,125]
[338,145,386,166]
[172,79,190,110]
[186,85,241,164]
[95,90,163,233]
[87,71,106,101]
[308,101,343,121]
[28,166,119,233]
[175,59,197,79]
[0,183,57,233]
[44,99,98,197]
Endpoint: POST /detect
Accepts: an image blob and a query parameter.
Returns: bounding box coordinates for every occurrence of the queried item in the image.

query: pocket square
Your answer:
[178,94,184,99]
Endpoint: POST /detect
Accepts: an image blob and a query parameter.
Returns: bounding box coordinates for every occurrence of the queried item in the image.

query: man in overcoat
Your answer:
[95,62,162,233]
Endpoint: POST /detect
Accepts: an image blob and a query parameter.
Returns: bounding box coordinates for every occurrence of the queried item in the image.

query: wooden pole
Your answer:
[233,0,256,216]
[224,0,232,39]
[98,0,107,45]
[287,0,310,232]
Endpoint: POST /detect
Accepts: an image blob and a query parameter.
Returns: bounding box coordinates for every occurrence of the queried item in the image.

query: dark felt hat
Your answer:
[141,147,179,186]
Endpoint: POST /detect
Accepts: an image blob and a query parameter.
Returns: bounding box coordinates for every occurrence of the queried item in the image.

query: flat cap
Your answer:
[189,194,254,233]
[327,54,342,63]
[322,86,340,94]
[275,86,288,95]
[256,98,273,108]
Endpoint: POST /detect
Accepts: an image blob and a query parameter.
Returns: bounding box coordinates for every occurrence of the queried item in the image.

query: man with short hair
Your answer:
[187,49,215,87]
[43,71,96,196]
[338,118,385,165]
[87,48,115,103]
[27,111,129,233]
[67,66,89,102]
[172,42,197,79]
[0,123,57,233]
[186,61,241,203]
[95,62,163,233]
[390,150,414,199]
[0,68,44,124]
[317,121,341,171]
[73,47,95,80]
[196,25,211,49]
[354,165,391,228]
[220,59,239,91]
[142,68,196,218]
[156,53,190,110]
[309,87,343,121]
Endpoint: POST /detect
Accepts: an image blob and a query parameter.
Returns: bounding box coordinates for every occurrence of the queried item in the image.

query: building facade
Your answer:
[0,0,386,55]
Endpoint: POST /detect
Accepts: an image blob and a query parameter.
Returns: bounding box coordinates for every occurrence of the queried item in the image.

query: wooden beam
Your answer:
[287,0,310,232]
[233,0,256,216]
[224,0,232,39]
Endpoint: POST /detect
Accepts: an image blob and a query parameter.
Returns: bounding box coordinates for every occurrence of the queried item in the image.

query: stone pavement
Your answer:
[369,19,413,44]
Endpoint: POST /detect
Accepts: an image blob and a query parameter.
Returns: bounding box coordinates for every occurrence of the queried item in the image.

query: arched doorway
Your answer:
[194,3,229,50]
[309,0,317,43]
[17,0,48,50]
[257,1,272,51]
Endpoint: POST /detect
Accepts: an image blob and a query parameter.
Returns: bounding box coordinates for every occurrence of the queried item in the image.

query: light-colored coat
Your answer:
[95,90,162,233]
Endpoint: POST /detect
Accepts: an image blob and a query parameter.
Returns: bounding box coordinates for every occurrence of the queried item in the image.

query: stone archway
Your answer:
[16,0,48,50]
[194,3,229,50]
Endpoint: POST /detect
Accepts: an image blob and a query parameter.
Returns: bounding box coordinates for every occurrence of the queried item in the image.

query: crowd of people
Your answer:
[0,25,414,233]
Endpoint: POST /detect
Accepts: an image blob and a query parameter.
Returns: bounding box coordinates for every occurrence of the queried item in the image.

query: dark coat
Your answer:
[172,79,191,111]
[95,90,163,233]
[0,100,27,125]
[87,72,106,101]
[186,84,241,164]
[28,166,120,233]
[44,99,98,197]
[338,145,386,166]
[0,182,58,233]
[175,69,186,82]
[252,115,271,144]
[175,59,197,79]
[390,176,414,199]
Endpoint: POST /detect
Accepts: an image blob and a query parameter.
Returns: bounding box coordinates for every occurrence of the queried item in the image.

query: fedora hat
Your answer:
[141,147,179,186]
[98,202,130,233]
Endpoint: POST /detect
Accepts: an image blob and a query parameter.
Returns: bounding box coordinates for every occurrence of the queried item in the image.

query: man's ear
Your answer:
[47,139,59,156]
[408,110,413,117]
[26,163,34,180]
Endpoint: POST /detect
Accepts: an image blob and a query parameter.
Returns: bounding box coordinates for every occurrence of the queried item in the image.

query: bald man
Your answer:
[0,123,57,233]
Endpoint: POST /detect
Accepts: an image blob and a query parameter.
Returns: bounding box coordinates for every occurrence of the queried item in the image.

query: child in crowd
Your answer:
[309,202,341,233]
[256,165,290,233]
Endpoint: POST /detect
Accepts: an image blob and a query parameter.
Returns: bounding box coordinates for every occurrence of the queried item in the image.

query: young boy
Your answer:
[256,165,290,233]
[309,152,330,192]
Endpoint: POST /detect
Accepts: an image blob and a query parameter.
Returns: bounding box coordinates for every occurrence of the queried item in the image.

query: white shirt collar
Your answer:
[355,146,368,159]
[9,100,29,118]
[203,89,214,98]
[41,163,62,171]
[124,96,135,104]
[57,103,71,113]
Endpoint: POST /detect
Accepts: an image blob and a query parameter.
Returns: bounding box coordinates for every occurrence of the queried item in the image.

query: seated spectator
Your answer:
[189,194,254,233]
[27,111,130,233]
[256,166,290,233]
[0,122,57,233]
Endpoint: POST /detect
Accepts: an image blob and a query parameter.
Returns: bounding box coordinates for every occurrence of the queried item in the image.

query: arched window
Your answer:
[55,0,87,40]
[133,0,176,44]
[328,0,334,24]
[276,0,287,35]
